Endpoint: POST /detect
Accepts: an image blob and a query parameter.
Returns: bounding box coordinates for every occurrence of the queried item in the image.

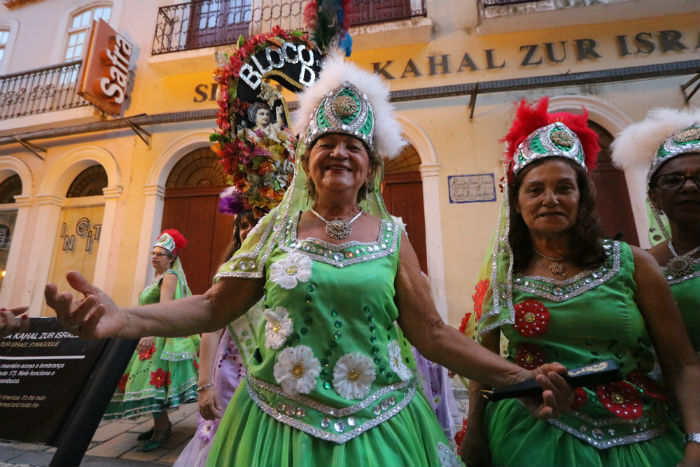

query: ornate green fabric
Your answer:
[104,271,200,419]
[208,215,459,466]
[481,241,684,467]
[666,260,700,352]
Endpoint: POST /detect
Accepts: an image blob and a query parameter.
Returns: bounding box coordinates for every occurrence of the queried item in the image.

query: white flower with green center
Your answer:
[387,340,412,382]
[270,251,312,289]
[264,307,293,350]
[332,352,376,400]
[273,345,320,396]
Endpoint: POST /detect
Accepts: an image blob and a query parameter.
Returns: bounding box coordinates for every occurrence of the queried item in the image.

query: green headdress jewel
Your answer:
[305,81,375,152]
[511,122,587,175]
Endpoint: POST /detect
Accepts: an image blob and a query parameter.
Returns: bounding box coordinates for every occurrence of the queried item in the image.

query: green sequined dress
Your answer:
[665,257,700,353]
[104,270,200,419]
[481,240,684,467]
[207,213,460,467]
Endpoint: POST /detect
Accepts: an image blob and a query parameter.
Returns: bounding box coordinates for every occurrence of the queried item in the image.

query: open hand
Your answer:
[44,271,123,339]
[0,306,29,337]
[521,362,574,420]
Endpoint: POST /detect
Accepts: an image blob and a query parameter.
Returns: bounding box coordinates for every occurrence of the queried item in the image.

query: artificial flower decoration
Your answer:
[513,343,546,370]
[596,381,643,420]
[273,345,321,396]
[264,307,294,349]
[149,368,169,389]
[570,388,588,410]
[513,299,550,337]
[196,419,217,443]
[472,279,489,323]
[332,352,376,400]
[387,341,412,382]
[218,186,245,216]
[270,251,313,289]
[210,28,314,217]
[117,374,128,392]
[626,370,669,402]
[453,418,467,454]
[138,342,156,360]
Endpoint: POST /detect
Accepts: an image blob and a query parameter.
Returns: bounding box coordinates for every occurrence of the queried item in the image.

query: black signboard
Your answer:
[0,317,137,466]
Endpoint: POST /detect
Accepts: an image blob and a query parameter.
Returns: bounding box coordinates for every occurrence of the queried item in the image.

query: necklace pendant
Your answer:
[325,219,352,240]
[549,262,566,275]
[666,255,691,277]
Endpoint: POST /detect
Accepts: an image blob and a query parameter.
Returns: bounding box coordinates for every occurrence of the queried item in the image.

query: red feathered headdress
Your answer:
[503,97,600,179]
[157,229,188,256]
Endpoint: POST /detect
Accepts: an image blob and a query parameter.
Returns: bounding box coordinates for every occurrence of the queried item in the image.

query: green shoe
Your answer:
[136,428,154,441]
[141,424,171,452]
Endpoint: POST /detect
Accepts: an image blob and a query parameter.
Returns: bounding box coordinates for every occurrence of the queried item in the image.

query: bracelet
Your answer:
[685,432,700,445]
[197,383,214,392]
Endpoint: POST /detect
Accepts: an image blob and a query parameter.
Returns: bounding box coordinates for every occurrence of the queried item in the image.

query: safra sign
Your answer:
[78,19,133,116]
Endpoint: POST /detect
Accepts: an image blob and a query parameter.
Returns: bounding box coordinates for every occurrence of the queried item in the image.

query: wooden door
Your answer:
[588,122,639,245]
[161,186,233,295]
[383,171,427,273]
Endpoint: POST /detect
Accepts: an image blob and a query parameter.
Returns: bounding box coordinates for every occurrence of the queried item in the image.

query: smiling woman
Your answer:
[611,107,700,353]
[463,98,700,467]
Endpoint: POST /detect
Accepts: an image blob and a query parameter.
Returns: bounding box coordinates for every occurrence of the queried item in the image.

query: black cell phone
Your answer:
[485,360,622,402]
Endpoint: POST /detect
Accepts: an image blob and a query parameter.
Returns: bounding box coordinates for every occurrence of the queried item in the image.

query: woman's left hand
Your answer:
[520,362,574,420]
[198,386,220,420]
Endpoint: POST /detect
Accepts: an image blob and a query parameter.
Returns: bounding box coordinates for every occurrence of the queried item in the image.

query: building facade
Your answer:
[0,0,697,326]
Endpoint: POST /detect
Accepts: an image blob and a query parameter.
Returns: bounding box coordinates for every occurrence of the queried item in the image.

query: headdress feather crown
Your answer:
[154,229,187,255]
[292,53,405,159]
[503,97,600,178]
[610,107,700,180]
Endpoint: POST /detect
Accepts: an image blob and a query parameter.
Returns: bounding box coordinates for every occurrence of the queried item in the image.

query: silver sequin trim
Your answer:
[246,377,415,444]
[248,373,411,417]
[665,259,700,285]
[547,412,667,449]
[512,240,620,302]
[280,214,399,268]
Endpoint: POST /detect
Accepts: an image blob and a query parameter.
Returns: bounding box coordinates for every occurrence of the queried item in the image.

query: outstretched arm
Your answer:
[45,271,264,340]
[395,233,572,417]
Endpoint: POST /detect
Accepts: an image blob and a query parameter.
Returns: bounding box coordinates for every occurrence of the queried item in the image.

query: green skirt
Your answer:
[206,381,461,467]
[104,335,200,419]
[485,399,684,467]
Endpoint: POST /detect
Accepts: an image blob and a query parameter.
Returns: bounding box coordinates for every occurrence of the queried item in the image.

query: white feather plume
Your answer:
[292,53,406,159]
[611,107,700,171]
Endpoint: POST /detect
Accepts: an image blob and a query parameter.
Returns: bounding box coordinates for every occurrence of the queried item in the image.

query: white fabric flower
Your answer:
[273,345,321,396]
[332,352,376,400]
[387,340,412,382]
[264,307,293,349]
[270,251,312,290]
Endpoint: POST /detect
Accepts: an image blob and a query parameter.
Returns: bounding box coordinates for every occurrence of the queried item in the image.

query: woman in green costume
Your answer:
[611,108,700,353]
[462,98,700,467]
[103,229,200,452]
[44,56,574,467]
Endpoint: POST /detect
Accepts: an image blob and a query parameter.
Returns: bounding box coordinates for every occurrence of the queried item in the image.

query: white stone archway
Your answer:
[0,157,34,306]
[26,147,122,314]
[548,96,647,246]
[396,115,448,320]
[132,131,213,303]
